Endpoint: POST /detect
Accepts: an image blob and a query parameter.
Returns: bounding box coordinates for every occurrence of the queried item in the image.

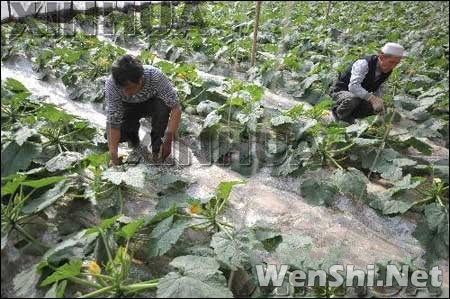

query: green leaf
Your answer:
[99,215,121,231]
[404,137,433,155]
[22,180,70,214]
[4,77,29,92]
[332,167,368,199]
[38,104,74,123]
[300,178,338,206]
[44,280,67,298]
[40,230,99,269]
[41,259,82,286]
[21,176,66,189]
[413,220,449,268]
[215,181,244,202]
[272,143,312,176]
[143,205,177,226]
[361,149,403,181]
[14,127,38,146]
[253,227,281,242]
[158,174,192,193]
[157,255,233,298]
[1,141,43,177]
[210,230,264,271]
[392,158,417,168]
[294,74,319,97]
[424,204,449,241]
[117,219,144,240]
[276,234,313,270]
[1,174,26,196]
[196,100,220,116]
[203,110,222,128]
[387,174,421,196]
[271,115,294,127]
[292,118,317,140]
[102,164,148,189]
[148,216,187,256]
[381,200,413,215]
[346,120,370,135]
[83,152,110,167]
[156,192,189,211]
[45,152,83,172]
[369,192,413,215]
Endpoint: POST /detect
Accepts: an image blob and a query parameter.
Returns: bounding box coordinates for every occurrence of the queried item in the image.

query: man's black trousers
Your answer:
[118,98,171,153]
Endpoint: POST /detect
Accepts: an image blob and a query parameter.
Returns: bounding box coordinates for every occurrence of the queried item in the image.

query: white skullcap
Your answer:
[381,42,406,57]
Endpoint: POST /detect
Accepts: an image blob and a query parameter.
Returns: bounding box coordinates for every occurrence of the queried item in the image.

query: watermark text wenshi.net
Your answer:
[7,1,205,37]
[256,264,444,296]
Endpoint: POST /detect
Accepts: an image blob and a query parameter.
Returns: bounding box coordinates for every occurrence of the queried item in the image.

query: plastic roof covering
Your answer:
[1,1,159,21]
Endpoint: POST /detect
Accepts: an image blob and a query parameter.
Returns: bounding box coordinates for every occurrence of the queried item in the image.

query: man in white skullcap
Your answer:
[330,42,406,123]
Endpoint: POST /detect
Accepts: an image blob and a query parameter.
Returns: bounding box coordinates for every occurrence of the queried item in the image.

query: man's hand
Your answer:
[369,95,385,114]
[161,132,174,161]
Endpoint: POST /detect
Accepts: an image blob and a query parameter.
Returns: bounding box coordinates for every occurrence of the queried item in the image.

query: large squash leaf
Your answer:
[157,255,233,298]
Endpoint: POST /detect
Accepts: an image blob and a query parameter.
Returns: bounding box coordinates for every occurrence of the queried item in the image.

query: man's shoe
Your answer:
[127,146,143,164]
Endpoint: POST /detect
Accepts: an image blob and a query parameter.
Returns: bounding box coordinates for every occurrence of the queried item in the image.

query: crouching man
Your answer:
[330,42,406,124]
[105,54,181,165]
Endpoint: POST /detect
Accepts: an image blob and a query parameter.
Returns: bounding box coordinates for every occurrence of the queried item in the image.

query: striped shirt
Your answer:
[349,59,386,101]
[105,65,178,127]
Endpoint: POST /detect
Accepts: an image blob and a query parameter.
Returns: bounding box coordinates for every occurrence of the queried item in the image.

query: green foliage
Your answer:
[210,229,264,271]
[148,216,187,257]
[1,2,449,297]
[157,255,233,298]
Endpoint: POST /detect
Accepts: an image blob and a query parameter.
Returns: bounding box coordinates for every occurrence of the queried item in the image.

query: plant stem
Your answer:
[69,276,103,289]
[117,186,123,215]
[367,109,395,181]
[188,221,211,230]
[435,195,445,208]
[13,223,50,250]
[228,270,235,289]
[122,281,159,293]
[217,222,234,240]
[411,197,433,207]
[324,151,343,170]
[99,229,113,263]
[78,285,115,298]
[329,142,355,154]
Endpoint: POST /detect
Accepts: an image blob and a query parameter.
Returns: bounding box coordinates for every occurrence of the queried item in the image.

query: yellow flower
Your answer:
[98,58,110,68]
[188,204,201,214]
[177,72,186,79]
[433,178,442,184]
[88,261,101,275]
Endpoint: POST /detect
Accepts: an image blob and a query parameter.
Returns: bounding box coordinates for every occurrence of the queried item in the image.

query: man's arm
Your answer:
[348,59,372,100]
[107,126,121,165]
[348,59,384,113]
[167,103,181,136]
[105,78,124,165]
[161,103,181,160]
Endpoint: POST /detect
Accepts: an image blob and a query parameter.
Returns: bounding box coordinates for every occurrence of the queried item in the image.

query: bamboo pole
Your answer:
[7,1,11,19]
[326,1,332,18]
[251,1,262,66]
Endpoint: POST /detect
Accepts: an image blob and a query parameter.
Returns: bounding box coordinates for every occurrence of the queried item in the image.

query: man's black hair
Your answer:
[111,54,144,87]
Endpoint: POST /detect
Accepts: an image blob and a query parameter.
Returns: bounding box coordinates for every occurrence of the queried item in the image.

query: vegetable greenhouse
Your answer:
[1,1,449,298]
